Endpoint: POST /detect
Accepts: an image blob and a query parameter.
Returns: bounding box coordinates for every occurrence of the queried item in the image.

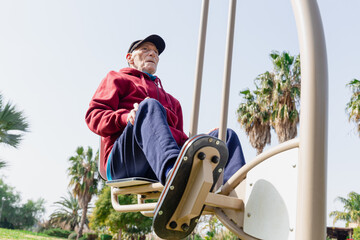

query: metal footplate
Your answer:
[153,134,228,239]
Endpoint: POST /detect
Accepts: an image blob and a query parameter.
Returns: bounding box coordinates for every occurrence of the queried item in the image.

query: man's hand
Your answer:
[126,98,150,125]
[127,102,139,125]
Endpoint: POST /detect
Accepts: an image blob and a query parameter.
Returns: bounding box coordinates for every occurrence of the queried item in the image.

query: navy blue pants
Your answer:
[107,98,246,185]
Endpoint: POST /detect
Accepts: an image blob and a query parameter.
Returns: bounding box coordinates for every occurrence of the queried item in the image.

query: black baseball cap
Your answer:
[127,34,166,55]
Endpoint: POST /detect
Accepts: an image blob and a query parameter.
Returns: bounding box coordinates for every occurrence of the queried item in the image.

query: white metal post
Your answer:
[219,0,237,142]
[189,0,210,137]
[291,0,328,239]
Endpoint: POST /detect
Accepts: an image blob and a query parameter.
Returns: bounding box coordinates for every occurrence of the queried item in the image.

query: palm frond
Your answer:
[0,160,7,169]
[346,79,360,136]
[330,192,360,226]
[0,94,29,148]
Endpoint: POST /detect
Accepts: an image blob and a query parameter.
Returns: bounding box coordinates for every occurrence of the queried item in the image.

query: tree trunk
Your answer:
[77,201,88,240]
[117,229,122,240]
[256,148,263,155]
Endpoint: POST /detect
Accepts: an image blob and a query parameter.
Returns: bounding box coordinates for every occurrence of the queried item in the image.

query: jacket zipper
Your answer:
[154,81,160,100]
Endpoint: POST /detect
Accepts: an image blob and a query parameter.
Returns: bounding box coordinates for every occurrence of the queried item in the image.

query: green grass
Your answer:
[0,228,66,240]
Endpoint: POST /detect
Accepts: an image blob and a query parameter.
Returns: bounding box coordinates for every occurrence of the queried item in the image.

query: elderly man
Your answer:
[85,34,245,187]
[86,34,246,238]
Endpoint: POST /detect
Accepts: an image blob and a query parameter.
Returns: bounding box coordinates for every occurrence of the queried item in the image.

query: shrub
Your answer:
[85,233,98,240]
[77,233,98,240]
[100,234,113,240]
[68,232,77,239]
[353,227,360,240]
[42,228,72,238]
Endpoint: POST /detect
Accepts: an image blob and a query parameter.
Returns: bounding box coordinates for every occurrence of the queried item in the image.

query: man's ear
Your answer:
[126,53,133,65]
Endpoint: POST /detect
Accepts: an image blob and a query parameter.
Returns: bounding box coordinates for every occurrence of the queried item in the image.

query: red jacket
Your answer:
[85,68,188,171]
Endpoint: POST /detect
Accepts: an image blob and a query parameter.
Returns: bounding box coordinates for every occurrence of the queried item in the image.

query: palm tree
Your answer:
[256,51,301,143]
[68,146,99,239]
[237,89,271,155]
[329,191,360,227]
[237,51,300,153]
[49,190,82,231]
[0,93,29,169]
[346,78,360,136]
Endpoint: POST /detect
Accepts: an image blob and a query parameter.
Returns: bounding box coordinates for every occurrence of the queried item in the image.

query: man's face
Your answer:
[126,42,159,75]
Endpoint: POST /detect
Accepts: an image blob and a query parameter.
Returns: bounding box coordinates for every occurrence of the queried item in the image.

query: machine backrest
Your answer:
[98,137,107,180]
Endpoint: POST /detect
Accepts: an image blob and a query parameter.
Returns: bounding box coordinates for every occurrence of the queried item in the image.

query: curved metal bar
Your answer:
[290,0,328,239]
[110,187,158,213]
[221,138,299,196]
[189,0,209,137]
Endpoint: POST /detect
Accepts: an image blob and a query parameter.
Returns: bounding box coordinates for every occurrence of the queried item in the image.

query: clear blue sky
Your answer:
[0,0,359,228]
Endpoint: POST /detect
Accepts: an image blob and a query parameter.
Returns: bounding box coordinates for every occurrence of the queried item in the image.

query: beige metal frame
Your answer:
[108,0,328,238]
[191,0,328,238]
[292,0,328,239]
[189,0,209,138]
[218,0,237,142]
[109,179,245,218]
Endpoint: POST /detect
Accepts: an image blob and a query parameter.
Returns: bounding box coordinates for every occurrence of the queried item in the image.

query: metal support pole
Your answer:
[189,0,209,137]
[219,0,237,142]
[291,0,328,239]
